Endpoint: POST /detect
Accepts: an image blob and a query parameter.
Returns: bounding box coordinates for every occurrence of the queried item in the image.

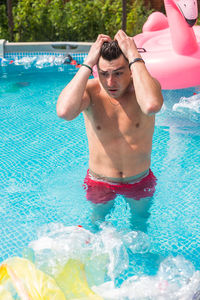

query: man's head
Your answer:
[97,40,131,99]
[99,40,126,61]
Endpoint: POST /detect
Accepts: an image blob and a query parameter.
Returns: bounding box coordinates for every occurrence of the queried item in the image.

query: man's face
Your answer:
[97,55,132,99]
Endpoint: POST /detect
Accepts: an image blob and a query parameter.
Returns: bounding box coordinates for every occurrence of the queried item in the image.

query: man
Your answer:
[57,30,163,229]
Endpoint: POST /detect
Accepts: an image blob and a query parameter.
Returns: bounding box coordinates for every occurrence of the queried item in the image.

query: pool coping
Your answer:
[0,39,93,58]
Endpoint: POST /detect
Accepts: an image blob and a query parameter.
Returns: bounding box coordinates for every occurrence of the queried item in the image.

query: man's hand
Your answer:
[114,30,140,61]
[84,34,111,67]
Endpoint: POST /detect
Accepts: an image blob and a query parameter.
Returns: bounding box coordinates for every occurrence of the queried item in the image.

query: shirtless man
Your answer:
[57,30,163,229]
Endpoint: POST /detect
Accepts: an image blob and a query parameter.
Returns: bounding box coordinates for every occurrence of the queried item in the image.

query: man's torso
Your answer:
[83,79,155,179]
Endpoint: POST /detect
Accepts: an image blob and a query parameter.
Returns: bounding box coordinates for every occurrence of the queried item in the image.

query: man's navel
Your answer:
[96,125,101,130]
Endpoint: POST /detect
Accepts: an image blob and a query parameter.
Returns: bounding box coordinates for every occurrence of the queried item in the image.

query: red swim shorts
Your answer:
[83,169,157,204]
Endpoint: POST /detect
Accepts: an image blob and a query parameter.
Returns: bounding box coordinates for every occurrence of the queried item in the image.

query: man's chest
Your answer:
[88,100,145,137]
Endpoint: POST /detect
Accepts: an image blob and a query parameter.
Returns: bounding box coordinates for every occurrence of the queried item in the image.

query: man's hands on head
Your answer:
[85,30,141,68]
[84,34,111,67]
[114,30,141,62]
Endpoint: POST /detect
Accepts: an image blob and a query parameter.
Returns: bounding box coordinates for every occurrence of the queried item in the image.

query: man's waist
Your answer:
[89,168,150,184]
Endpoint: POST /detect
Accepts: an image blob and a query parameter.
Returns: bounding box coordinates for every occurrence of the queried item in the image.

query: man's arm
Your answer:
[57,34,111,121]
[115,30,163,115]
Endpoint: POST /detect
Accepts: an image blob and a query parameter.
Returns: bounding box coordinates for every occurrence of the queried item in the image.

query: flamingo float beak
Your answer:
[185,18,197,27]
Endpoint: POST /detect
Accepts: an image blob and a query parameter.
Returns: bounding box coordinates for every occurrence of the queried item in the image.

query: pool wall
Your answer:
[0,39,92,59]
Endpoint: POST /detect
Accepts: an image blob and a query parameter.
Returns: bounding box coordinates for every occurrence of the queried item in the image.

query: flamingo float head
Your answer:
[133,0,200,88]
[174,0,198,27]
[163,0,199,54]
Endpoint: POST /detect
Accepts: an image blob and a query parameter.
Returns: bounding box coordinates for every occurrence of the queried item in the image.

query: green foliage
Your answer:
[127,0,153,36]
[0,4,9,40]
[99,0,123,39]
[2,0,153,42]
[197,17,200,26]
[62,0,104,41]
[13,0,53,41]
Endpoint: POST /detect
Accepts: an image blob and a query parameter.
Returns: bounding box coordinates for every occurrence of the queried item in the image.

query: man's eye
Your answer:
[115,72,123,76]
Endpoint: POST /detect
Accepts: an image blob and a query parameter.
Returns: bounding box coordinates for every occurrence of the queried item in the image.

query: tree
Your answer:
[122,0,127,31]
[7,0,14,40]
[1,0,153,42]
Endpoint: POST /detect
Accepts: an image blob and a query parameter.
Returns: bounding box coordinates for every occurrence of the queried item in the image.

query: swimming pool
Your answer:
[0,57,200,298]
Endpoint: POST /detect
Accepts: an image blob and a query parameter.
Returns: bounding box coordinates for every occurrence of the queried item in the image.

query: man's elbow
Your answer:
[56,105,74,121]
[145,99,163,115]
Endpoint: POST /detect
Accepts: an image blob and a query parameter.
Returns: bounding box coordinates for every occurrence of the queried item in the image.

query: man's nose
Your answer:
[107,75,115,86]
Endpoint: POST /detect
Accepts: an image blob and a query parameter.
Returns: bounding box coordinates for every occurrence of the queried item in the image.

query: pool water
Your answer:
[0,62,200,298]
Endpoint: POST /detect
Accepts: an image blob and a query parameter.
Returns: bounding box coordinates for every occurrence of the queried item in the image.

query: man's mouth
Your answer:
[108,88,117,93]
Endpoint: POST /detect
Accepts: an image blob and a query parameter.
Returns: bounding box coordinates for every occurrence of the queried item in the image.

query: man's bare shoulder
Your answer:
[83,78,101,115]
[86,78,101,96]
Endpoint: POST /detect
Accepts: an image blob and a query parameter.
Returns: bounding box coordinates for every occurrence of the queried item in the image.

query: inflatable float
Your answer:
[1,224,200,299]
[0,257,103,299]
[133,0,200,89]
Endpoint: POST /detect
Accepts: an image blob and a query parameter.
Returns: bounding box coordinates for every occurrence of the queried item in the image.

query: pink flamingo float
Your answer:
[134,0,200,89]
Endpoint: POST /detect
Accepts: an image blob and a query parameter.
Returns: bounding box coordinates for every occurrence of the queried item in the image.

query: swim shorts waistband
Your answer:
[88,169,150,185]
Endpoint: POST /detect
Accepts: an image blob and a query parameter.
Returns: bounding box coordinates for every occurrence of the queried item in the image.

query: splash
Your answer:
[173,93,200,121]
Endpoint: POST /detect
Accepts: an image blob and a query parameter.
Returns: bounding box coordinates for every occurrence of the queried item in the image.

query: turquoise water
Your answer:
[0,62,200,298]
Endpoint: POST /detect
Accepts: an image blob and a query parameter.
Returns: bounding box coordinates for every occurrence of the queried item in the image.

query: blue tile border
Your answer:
[4,52,88,64]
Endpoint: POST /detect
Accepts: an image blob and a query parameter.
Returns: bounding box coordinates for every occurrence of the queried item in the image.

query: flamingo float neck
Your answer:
[164,0,198,55]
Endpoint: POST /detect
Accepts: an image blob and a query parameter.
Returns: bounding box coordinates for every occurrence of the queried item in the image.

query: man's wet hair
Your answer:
[99,40,127,61]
